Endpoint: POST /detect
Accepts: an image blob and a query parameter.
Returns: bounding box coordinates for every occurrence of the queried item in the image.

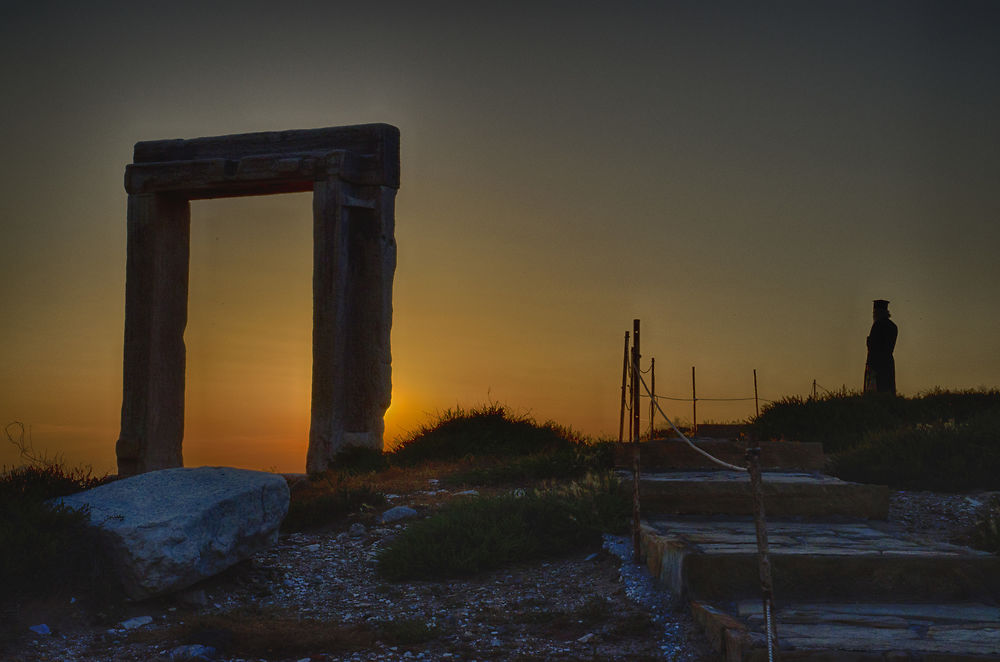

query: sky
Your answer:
[2,1,999,473]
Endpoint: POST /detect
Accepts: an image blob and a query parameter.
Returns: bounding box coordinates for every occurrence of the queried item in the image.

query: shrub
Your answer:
[283,477,386,532]
[389,404,579,465]
[0,461,116,600]
[753,388,1000,454]
[376,473,627,581]
[831,409,1000,491]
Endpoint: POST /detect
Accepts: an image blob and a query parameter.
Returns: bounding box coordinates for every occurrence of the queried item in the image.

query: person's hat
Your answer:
[873,299,890,309]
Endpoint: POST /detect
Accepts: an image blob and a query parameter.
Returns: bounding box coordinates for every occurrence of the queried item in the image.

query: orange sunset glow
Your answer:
[2,2,999,474]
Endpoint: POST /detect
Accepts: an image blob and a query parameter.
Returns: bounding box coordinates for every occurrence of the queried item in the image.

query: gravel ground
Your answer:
[4,485,996,662]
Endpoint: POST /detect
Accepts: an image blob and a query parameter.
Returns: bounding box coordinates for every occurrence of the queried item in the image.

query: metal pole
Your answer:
[619,332,629,444]
[631,319,641,564]
[691,366,697,437]
[649,357,656,438]
[754,369,760,419]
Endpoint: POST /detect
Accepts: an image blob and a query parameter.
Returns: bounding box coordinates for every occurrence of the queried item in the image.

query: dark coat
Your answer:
[865,317,898,394]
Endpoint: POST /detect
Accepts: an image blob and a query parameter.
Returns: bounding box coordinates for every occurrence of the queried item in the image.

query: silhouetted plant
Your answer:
[753,388,1000,454]
[389,403,581,465]
[1,424,117,603]
[831,409,1000,491]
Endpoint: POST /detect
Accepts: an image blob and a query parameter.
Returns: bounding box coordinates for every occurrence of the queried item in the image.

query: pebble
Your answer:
[168,643,217,661]
[349,522,366,538]
[28,624,51,636]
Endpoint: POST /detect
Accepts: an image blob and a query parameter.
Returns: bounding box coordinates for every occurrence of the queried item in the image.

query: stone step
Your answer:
[625,470,890,519]
[615,438,826,472]
[640,518,1000,604]
[691,600,1000,661]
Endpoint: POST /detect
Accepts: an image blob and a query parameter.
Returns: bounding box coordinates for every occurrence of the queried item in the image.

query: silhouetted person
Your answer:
[864,299,897,394]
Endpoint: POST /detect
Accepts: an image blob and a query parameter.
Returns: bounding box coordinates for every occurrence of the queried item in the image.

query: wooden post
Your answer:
[813,379,817,400]
[754,369,760,419]
[747,447,779,657]
[631,319,641,564]
[619,332,629,443]
[691,366,697,437]
[649,357,656,439]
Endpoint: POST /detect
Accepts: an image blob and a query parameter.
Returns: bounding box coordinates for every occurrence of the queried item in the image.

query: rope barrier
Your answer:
[626,345,778,655]
[633,361,747,472]
[641,394,774,403]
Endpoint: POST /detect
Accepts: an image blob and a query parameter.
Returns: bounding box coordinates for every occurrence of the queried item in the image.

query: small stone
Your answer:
[169,644,217,661]
[305,543,321,552]
[453,490,479,497]
[577,632,595,643]
[120,615,154,629]
[381,506,419,523]
[584,553,599,562]
[28,624,51,636]
[349,523,366,538]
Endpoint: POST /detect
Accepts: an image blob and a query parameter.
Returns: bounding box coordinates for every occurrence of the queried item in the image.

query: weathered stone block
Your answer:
[56,467,289,600]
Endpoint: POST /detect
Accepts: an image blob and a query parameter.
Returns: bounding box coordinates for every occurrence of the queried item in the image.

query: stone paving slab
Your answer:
[628,470,889,519]
[692,600,1000,660]
[641,519,1000,603]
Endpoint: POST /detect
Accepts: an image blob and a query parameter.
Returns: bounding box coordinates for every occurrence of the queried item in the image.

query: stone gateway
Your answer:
[115,124,399,476]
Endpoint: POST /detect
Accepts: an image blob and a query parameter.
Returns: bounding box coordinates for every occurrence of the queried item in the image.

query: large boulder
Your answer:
[55,467,289,600]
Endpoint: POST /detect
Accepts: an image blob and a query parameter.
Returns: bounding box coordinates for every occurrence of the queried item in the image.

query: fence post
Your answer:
[631,319,641,564]
[618,332,629,443]
[691,366,697,437]
[649,357,656,438]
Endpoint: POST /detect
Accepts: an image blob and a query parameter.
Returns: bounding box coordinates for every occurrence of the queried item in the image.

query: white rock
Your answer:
[169,644,217,661]
[120,616,153,629]
[55,467,289,600]
[380,506,419,523]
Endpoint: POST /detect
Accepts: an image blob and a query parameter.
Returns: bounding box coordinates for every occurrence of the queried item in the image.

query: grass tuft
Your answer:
[376,473,627,581]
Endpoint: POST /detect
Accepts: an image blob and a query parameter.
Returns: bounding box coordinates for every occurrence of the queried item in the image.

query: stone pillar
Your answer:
[116,193,190,476]
[307,178,396,473]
